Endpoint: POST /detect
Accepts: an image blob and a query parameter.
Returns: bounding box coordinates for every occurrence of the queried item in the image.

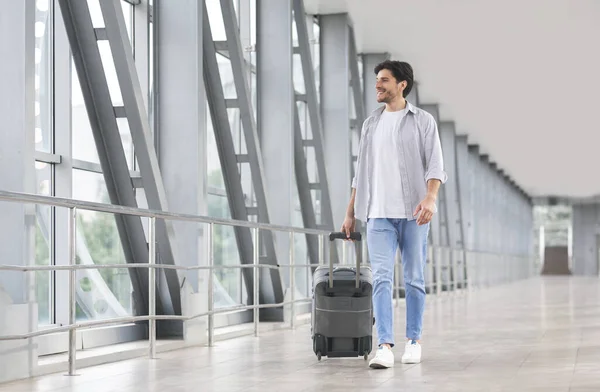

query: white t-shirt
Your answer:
[367,109,408,219]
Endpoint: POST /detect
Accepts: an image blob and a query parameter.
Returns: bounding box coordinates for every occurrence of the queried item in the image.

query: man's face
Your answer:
[375,69,405,103]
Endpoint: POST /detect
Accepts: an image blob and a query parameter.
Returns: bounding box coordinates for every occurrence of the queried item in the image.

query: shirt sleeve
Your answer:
[423,114,448,184]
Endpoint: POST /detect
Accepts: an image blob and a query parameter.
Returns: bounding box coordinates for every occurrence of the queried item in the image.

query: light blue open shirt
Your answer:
[352,101,448,222]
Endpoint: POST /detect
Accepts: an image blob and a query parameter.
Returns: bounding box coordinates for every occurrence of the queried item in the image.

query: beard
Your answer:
[376,89,394,103]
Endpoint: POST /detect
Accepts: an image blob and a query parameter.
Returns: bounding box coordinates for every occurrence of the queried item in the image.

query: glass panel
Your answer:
[250,0,256,47]
[208,194,243,306]
[72,59,100,164]
[293,53,305,94]
[87,0,105,28]
[35,161,53,325]
[313,18,320,97]
[121,1,133,43]
[217,54,236,100]
[98,41,124,106]
[35,0,53,153]
[207,102,226,190]
[206,0,226,41]
[116,118,134,170]
[72,169,133,321]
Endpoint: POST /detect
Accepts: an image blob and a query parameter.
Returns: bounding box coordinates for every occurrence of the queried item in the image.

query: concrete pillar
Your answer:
[156,0,207,343]
[0,0,38,382]
[257,0,294,287]
[320,14,351,228]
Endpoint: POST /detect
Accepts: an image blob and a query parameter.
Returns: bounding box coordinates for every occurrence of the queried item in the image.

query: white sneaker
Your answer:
[369,345,394,369]
[401,340,422,364]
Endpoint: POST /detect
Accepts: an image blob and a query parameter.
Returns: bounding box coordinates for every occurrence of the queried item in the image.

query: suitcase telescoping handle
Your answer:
[328,232,362,289]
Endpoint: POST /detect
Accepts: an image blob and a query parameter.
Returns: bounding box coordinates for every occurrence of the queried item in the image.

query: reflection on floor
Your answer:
[2,276,600,391]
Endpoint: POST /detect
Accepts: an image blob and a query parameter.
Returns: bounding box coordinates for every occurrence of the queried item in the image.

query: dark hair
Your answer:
[374,60,413,98]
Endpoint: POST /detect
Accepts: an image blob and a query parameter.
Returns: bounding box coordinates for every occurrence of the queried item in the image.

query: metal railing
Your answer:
[0,190,534,376]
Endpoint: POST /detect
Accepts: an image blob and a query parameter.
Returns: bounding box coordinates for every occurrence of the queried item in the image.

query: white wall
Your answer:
[305,0,600,199]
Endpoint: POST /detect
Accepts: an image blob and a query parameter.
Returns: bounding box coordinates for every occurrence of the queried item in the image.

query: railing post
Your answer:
[148,217,157,359]
[207,222,215,347]
[67,207,77,376]
[451,249,457,292]
[289,231,295,329]
[318,234,324,266]
[435,247,442,296]
[395,256,401,308]
[427,246,434,294]
[253,227,260,337]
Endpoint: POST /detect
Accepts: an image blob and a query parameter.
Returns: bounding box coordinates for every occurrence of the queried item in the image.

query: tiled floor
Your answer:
[2,276,600,391]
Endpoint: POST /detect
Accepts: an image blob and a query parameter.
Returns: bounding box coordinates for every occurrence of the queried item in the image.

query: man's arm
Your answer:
[426,179,441,202]
[346,188,357,217]
[341,188,357,238]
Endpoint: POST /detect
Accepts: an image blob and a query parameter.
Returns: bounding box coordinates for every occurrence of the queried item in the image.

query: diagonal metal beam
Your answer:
[203,0,284,312]
[58,0,158,320]
[293,107,320,267]
[219,0,283,309]
[99,0,182,324]
[293,0,338,265]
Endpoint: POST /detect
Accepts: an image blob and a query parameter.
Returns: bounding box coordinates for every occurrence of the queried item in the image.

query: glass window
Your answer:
[34,0,54,326]
[35,161,53,325]
[206,0,226,41]
[71,2,134,164]
[72,169,133,321]
[35,0,53,154]
[208,194,244,306]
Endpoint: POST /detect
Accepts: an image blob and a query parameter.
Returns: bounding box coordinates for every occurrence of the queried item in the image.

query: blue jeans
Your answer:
[366,218,429,347]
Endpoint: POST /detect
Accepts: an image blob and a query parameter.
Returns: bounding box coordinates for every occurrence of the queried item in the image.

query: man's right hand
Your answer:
[340,215,356,240]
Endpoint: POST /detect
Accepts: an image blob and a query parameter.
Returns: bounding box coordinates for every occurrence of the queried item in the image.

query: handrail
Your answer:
[0,189,534,377]
[0,190,331,236]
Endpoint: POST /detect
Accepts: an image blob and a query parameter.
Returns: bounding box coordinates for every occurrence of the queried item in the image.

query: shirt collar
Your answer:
[370,100,417,119]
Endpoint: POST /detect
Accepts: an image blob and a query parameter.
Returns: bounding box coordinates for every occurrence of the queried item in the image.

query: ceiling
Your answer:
[304,0,600,198]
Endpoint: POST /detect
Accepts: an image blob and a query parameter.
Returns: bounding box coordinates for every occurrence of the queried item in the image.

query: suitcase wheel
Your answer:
[364,354,369,361]
[317,352,322,361]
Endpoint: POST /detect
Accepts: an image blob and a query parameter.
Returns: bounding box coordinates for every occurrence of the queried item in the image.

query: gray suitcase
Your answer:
[311,232,374,361]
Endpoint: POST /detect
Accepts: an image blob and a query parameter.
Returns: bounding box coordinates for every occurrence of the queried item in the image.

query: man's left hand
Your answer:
[413,195,436,225]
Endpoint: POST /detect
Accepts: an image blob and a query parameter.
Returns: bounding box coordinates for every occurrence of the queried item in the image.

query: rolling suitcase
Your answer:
[311,232,374,361]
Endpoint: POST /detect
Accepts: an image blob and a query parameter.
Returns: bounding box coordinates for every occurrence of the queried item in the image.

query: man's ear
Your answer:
[398,80,407,92]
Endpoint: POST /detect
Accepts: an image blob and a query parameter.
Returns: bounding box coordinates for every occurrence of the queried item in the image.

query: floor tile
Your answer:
[1,277,600,391]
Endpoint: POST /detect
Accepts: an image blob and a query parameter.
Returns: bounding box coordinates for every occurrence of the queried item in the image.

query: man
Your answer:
[341,60,447,368]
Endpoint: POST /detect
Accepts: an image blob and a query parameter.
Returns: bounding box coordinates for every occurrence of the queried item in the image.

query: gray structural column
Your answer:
[479,154,490,255]
[456,136,473,250]
[467,145,480,252]
[439,122,465,287]
[320,13,351,227]
[155,0,206,292]
[0,0,36,303]
[257,0,294,284]
[421,105,449,248]
[439,122,464,250]
[361,53,388,114]
[0,0,37,382]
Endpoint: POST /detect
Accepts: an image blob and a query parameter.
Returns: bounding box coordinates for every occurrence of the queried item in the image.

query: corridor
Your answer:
[2,277,599,392]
